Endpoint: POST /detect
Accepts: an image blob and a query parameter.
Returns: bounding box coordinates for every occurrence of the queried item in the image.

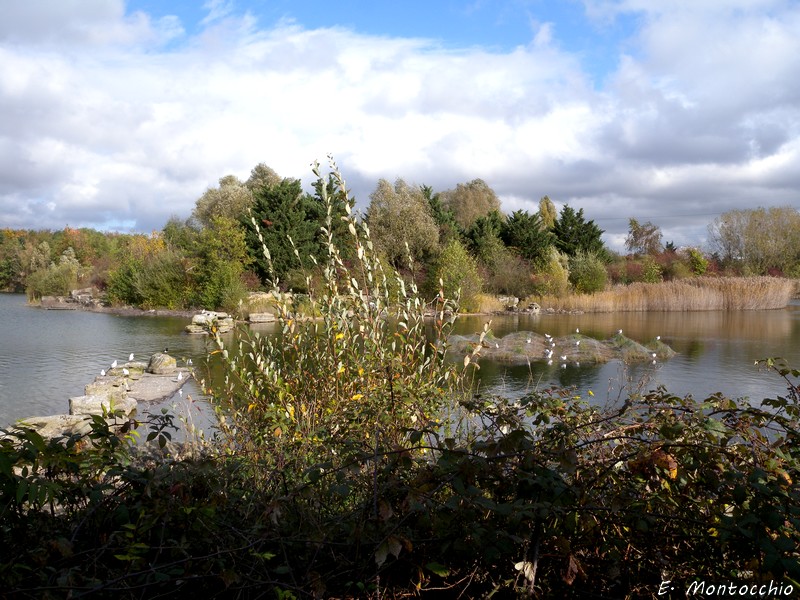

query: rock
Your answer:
[185,310,235,334]
[248,312,276,323]
[14,414,94,440]
[40,296,78,310]
[69,394,137,417]
[84,379,129,401]
[147,352,177,374]
[527,302,541,314]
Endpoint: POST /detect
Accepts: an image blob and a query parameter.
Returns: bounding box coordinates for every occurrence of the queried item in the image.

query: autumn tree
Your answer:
[538,196,558,230]
[440,179,501,230]
[245,163,281,192]
[366,178,439,268]
[625,218,664,256]
[708,207,800,275]
[194,175,255,227]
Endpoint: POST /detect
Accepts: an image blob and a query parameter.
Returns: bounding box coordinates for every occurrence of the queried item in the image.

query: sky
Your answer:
[1,1,799,251]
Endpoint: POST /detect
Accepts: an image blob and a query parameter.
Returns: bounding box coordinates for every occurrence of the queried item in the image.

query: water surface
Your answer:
[1,293,798,428]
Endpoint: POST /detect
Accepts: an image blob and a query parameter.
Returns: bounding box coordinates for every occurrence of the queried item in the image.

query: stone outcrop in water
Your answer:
[449,331,676,366]
[185,310,235,334]
[6,354,192,443]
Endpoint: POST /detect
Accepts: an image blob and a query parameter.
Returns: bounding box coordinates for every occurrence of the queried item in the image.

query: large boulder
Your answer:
[185,310,235,334]
[69,394,137,418]
[14,415,94,440]
[147,352,177,374]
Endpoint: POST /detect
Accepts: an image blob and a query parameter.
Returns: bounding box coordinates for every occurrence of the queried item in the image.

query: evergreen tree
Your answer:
[500,209,554,265]
[552,205,606,259]
[245,178,323,286]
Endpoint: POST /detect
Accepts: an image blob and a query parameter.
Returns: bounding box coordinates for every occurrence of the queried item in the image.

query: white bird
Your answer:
[576,328,580,333]
[651,353,657,358]
[656,335,661,341]
[129,353,134,361]
[547,359,553,366]
[100,369,106,376]
[575,340,581,346]
[544,333,552,340]
[526,337,531,344]
[122,368,129,376]
[575,361,580,367]
[618,329,623,335]
[111,360,117,369]
[652,359,657,365]
[561,363,567,369]
[560,355,567,362]
[177,371,183,381]
[495,343,499,349]
[187,358,193,366]
[178,389,183,398]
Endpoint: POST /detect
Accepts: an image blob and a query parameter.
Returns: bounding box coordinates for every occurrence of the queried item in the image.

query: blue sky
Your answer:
[1,0,799,251]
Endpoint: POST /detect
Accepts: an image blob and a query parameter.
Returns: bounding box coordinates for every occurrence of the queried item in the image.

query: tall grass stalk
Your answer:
[534,276,795,312]
[208,158,474,477]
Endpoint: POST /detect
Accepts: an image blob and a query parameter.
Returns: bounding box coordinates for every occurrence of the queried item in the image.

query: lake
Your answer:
[1,293,799,428]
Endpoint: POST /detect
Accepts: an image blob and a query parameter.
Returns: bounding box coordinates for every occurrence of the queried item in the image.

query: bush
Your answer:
[532,246,571,296]
[429,238,483,313]
[568,250,607,293]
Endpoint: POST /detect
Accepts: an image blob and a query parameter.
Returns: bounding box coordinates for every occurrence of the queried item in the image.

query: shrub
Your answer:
[211,159,473,474]
[532,246,571,297]
[568,250,607,293]
[429,238,483,313]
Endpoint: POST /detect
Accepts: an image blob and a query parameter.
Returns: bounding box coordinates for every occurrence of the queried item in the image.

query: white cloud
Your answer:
[0,1,798,252]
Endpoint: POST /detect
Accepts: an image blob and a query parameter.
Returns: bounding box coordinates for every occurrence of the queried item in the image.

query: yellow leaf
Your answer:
[338,365,345,374]
[335,333,344,340]
[588,390,594,396]
[351,394,364,401]
[274,427,282,437]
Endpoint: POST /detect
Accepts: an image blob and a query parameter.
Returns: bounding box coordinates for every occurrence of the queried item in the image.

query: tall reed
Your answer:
[534,276,796,312]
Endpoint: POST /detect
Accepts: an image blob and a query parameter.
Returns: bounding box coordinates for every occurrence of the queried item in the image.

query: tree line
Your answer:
[2,161,798,311]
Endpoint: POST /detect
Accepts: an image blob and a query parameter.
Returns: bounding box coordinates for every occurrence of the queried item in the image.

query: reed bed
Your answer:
[533,277,796,312]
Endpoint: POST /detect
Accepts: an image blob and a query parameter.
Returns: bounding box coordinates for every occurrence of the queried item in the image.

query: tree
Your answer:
[422,185,461,245]
[569,251,608,294]
[625,218,664,256]
[366,178,440,268]
[193,175,254,227]
[429,238,482,312]
[245,178,324,286]
[500,209,554,265]
[440,179,501,230]
[708,207,800,275]
[552,205,606,258]
[538,196,558,230]
[245,163,281,192]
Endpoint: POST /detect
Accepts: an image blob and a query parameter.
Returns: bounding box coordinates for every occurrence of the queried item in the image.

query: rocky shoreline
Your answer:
[5,352,192,442]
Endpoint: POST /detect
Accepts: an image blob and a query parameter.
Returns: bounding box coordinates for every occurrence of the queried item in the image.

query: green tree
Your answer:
[194,216,252,310]
[423,185,461,245]
[366,178,440,268]
[245,178,323,286]
[625,218,664,256]
[429,239,482,312]
[500,209,554,265]
[568,250,608,294]
[464,210,505,265]
[552,205,606,258]
[440,178,501,230]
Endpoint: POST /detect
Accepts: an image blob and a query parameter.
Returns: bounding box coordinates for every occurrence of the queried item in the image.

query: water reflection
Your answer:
[2,292,798,428]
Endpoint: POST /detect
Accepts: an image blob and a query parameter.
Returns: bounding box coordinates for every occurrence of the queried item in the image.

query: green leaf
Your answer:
[426,562,450,577]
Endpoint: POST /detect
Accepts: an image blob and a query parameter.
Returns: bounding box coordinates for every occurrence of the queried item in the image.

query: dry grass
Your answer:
[532,277,795,312]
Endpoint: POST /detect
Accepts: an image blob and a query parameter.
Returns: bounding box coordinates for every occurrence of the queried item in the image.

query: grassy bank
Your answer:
[533,276,796,312]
